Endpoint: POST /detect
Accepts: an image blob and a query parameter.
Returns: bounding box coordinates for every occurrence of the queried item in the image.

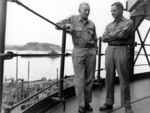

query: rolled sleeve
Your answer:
[102,25,117,43]
[115,20,134,39]
[56,16,72,30]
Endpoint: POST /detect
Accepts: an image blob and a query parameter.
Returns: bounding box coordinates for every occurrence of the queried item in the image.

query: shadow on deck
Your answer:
[45,72,150,113]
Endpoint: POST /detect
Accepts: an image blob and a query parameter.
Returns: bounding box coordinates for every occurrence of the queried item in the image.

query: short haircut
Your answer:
[111,2,124,11]
[78,2,90,11]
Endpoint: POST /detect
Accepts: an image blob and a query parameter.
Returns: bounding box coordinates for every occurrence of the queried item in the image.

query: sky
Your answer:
[5,0,149,50]
[4,0,150,79]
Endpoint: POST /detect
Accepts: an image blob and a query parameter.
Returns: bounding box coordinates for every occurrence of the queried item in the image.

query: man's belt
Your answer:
[75,44,95,48]
[109,43,130,46]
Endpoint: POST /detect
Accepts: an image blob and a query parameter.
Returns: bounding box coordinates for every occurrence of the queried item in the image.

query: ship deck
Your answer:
[45,74,150,113]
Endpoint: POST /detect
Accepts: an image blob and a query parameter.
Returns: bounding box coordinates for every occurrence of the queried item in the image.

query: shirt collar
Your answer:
[113,16,125,23]
[78,15,89,24]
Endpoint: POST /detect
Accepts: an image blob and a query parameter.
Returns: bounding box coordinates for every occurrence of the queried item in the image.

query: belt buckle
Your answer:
[86,45,91,48]
[86,44,93,48]
[116,44,120,46]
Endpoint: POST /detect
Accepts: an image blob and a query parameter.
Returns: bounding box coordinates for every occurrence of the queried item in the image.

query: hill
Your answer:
[5,42,61,51]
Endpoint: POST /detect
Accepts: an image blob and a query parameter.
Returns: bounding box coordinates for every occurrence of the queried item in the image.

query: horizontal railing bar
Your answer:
[134,64,149,66]
[134,53,150,56]
[136,43,150,46]
[4,53,147,58]
[0,52,71,59]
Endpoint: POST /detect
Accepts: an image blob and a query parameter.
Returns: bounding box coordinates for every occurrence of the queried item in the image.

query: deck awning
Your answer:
[127,0,150,21]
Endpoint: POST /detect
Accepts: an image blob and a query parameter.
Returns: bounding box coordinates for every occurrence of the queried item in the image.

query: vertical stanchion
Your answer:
[57,68,58,86]
[0,0,8,112]
[97,37,102,91]
[59,30,66,110]
[130,16,136,82]
[130,33,135,82]
[16,50,19,102]
[28,61,30,97]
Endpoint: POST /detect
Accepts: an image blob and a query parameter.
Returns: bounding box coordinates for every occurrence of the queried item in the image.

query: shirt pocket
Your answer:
[88,27,94,33]
[74,27,82,38]
[87,27,95,44]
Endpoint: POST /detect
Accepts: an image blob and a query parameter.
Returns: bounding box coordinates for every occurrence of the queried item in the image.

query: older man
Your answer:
[56,2,97,113]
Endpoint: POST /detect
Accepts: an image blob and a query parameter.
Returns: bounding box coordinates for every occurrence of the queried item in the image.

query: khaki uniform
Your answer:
[57,15,97,107]
[102,16,134,107]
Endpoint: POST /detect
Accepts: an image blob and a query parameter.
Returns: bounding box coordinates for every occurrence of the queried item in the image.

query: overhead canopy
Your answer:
[127,0,150,21]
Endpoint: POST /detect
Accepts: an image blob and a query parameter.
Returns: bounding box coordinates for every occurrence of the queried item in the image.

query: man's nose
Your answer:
[86,11,89,14]
[111,12,114,15]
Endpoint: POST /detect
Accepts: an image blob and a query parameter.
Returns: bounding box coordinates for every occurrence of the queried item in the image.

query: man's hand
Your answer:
[64,24,74,33]
[64,24,72,29]
[108,32,116,38]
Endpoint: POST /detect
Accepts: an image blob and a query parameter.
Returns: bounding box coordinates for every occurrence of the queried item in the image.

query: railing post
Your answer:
[58,30,66,110]
[97,37,102,82]
[130,16,136,81]
[97,37,102,91]
[0,0,8,112]
[3,108,11,113]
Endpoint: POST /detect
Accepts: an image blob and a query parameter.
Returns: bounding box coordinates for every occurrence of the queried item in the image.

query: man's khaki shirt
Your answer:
[57,15,97,48]
[102,16,134,45]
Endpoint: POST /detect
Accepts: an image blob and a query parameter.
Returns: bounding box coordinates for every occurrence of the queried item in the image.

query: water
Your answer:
[3,50,150,82]
[4,50,74,81]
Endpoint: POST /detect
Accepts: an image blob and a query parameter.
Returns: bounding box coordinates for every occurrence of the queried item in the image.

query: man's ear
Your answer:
[78,9,80,13]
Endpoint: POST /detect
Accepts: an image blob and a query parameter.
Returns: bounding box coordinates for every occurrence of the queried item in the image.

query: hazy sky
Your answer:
[4,0,150,80]
[5,0,146,50]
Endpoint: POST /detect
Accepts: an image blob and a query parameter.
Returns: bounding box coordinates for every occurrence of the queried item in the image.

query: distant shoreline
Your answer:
[5,42,61,52]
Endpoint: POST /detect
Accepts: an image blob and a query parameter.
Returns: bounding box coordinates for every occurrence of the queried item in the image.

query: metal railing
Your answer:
[0,0,70,112]
[9,76,73,111]
[0,0,8,112]
[1,0,150,113]
[0,52,71,59]
[0,0,104,113]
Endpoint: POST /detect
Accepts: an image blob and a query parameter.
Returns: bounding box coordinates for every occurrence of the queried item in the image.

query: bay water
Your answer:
[4,50,74,81]
[3,50,149,82]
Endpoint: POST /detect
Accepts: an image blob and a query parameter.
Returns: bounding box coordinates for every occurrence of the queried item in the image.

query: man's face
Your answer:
[79,4,90,20]
[111,5,122,19]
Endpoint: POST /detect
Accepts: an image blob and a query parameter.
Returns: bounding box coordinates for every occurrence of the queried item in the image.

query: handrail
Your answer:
[1,0,69,112]
[3,52,149,58]
[0,51,71,60]
[6,30,68,112]
[1,1,149,113]
[0,0,7,112]
[8,0,68,33]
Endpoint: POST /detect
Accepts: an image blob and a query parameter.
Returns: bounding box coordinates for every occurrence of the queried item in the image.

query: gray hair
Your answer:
[78,2,90,11]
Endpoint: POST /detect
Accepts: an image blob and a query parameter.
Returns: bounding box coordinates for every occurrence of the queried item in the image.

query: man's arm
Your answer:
[56,16,73,30]
[112,20,134,39]
[102,25,117,43]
